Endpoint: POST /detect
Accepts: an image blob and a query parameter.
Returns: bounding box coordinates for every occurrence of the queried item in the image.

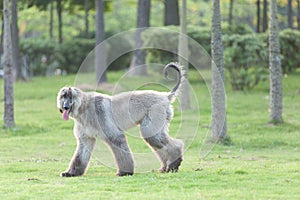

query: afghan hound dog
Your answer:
[57,62,184,177]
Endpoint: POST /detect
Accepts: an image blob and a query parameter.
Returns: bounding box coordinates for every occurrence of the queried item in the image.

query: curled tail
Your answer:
[163,62,183,100]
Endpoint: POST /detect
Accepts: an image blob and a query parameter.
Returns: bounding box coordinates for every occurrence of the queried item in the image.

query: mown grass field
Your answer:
[0,70,300,199]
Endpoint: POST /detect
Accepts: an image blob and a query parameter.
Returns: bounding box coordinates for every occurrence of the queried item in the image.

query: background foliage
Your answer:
[3,0,299,90]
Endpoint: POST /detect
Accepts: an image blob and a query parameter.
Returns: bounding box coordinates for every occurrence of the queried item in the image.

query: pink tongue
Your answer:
[62,110,69,120]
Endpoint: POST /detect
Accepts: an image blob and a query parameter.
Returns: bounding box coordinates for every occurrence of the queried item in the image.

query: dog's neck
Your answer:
[70,91,87,122]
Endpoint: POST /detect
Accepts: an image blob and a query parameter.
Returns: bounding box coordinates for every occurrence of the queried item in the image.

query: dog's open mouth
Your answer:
[62,109,70,120]
[60,106,72,121]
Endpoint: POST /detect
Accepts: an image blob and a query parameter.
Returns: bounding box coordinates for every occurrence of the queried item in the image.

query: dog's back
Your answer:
[111,90,172,131]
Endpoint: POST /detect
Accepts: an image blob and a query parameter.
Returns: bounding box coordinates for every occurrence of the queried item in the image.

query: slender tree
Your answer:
[49,0,54,38]
[178,0,190,110]
[57,0,63,43]
[257,0,261,32]
[3,0,15,128]
[298,0,300,30]
[269,0,283,124]
[128,0,151,76]
[211,0,227,141]
[228,0,234,25]
[84,0,89,38]
[11,0,23,80]
[287,0,293,29]
[0,15,4,53]
[95,0,107,84]
[164,0,179,26]
[262,0,268,32]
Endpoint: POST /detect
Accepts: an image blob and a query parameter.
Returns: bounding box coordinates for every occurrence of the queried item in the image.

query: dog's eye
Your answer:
[60,93,66,98]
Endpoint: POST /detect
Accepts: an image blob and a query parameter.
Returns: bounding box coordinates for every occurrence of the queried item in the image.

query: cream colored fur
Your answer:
[57,63,184,177]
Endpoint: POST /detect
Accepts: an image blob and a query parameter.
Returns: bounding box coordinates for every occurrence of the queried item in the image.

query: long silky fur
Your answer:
[57,63,184,176]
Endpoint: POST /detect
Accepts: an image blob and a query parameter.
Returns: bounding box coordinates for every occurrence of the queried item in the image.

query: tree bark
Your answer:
[298,0,300,30]
[288,0,293,29]
[211,0,227,141]
[95,0,107,84]
[262,0,268,32]
[257,0,261,32]
[228,0,234,25]
[0,16,3,55]
[128,0,151,76]
[178,0,190,110]
[269,0,283,124]
[85,0,89,38]
[164,0,179,26]
[49,0,53,38]
[3,0,15,128]
[11,0,23,81]
[57,0,63,43]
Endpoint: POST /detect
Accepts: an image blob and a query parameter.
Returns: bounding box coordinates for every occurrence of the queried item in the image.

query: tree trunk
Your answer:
[288,0,293,29]
[11,0,23,81]
[298,0,300,30]
[95,0,107,84]
[262,0,268,32]
[85,0,89,38]
[211,0,227,141]
[178,0,190,110]
[269,0,283,124]
[1,15,4,53]
[128,0,151,76]
[57,0,63,43]
[49,0,53,38]
[257,0,261,32]
[164,0,179,26]
[3,0,15,128]
[228,0,234,25]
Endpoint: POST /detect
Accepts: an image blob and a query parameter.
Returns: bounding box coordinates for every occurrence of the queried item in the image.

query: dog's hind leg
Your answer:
[104,133,134,176]
[140,105,184,173]
[61,136,96,177]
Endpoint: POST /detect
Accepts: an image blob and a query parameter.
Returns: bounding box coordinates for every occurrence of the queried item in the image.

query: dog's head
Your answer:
[57,87,82,120]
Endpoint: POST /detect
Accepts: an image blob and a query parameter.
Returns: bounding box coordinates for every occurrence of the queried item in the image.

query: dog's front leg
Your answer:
[61,136,95,177]
[105,134,134,176]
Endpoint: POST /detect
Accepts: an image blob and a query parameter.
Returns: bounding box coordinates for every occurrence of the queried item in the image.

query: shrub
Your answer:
[223,34,268,90]
[142,24,254,68]
[255,30,300,73]
[20,36,133,75]
[106,34,133,71]
[56,38,95,73]
[279,29,300,73]
[20,38,58,76]
[222,24,254,35]
[142,26,211,67]
[142,27,179,65]
[20,26,300,84]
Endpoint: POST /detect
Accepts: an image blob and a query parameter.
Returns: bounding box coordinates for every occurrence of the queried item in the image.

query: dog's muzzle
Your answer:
[63,98,72,110]
[61,97,73,121]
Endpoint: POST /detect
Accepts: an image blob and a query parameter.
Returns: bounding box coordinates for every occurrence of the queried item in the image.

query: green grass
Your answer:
[0,70,300,199]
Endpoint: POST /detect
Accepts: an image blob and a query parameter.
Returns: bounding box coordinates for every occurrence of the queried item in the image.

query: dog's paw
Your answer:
[117,171,134,176]
[60,172,76,177]
[158,166,167,173]
[166,157,183,173]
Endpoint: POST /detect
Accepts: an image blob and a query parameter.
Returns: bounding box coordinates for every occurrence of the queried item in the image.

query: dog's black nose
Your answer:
[63,100,71,110]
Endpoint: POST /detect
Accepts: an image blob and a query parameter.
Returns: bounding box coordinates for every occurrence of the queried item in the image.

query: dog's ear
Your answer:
[73,87,80,92]
[71,87,82,97]
[59,87,68,96]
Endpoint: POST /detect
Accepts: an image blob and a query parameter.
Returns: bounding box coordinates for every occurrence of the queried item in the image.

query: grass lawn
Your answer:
[0,70,299,199]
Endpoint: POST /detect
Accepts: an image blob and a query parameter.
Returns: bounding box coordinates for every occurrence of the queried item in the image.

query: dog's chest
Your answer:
[73,121,105,139]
